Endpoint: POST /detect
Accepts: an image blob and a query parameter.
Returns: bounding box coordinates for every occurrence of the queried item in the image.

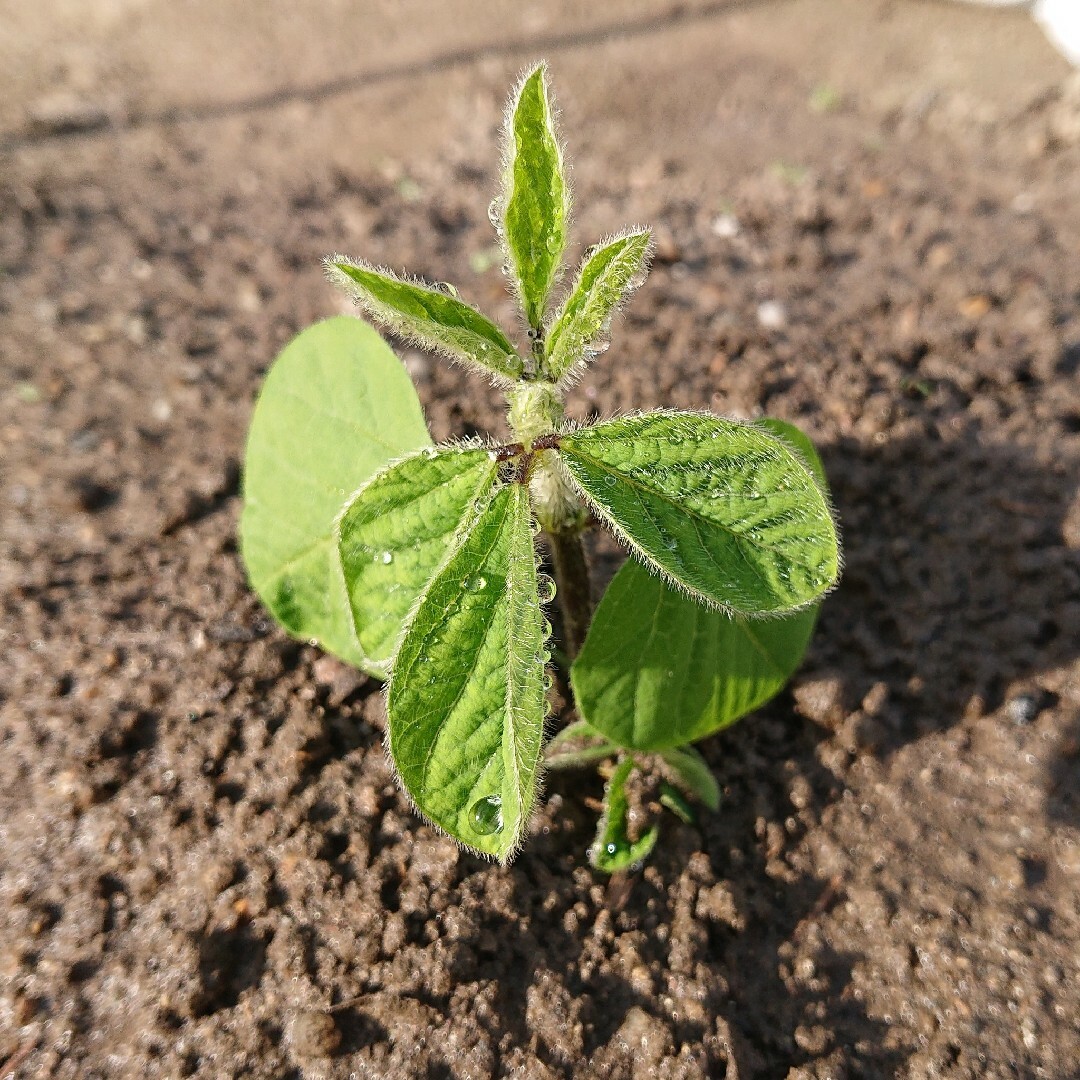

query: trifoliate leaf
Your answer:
[544,230,651,382]
[240,317,430,673]
[337,445,499,674]
[499,63,569,330]
[559,411,839,614]
[327,259,523,384]
[589,758,658,873]
[388,484,546,862]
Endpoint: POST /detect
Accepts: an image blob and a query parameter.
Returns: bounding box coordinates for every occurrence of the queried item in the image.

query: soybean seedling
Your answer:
[240,64,840,867]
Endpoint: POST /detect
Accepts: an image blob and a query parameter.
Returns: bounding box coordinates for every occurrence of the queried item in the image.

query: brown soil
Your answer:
[3,2,1080,1077]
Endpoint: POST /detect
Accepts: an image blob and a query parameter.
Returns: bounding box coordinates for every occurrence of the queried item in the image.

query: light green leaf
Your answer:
[544,719,619,770]
[544,230,651,383]
[571,418,831,750]
[559,411,839,614]
[571,557,818,749]
[388,484,546,862]
[590,758,659,873]
[753,417,828,487]
[327,258,523,384]
[240,316,430,672]
[499,63,569,330]
[660,746,720,811]
[337,445,499,673]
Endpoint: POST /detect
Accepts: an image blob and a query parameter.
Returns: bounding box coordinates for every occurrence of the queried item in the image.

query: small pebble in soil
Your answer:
[1006,693,1042,726]
[287,1009,341,1058]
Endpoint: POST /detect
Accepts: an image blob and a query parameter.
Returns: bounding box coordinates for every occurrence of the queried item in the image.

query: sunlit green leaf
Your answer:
[388,484,546,862]
[544,230,651,382]
[590,758,658,873]
[571,418,831,749]
[499,63,569,330]
[559,411,839,615]
[240,317,430,673]
[327,259,522,383]
[337,445,499,673]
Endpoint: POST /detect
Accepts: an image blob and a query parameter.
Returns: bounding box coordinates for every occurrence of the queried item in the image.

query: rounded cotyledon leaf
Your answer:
[336,445,500,671]
[558,410,839,615]
[571,418,832,750]
[387,483,546,862]
[240,316,431,675]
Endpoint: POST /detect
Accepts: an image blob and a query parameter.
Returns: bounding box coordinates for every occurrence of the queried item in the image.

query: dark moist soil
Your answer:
[3,26,1080,1080]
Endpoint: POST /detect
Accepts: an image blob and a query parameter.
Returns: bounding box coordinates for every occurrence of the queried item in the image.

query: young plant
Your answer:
[240,64,840,866]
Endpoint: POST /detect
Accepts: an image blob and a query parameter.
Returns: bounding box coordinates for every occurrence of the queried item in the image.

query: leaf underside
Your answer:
[544,230,651,383]
[571,418,831,751]
[387,484,546,862]
[240,317,430,673]
[501,63,569,330]
[328,259,523,383]
[590,758,659,873]
[559,411,839,615]
[337,446,499,672]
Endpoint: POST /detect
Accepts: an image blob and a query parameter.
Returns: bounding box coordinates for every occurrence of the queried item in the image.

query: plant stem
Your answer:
[547,528,593,660]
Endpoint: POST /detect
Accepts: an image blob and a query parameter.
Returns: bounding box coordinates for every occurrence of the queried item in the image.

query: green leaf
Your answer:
[387,484,546,862]
[660,746,720,811]
[753,417,828,487]
[544,230,651,383]
[559,411,839,614]
[571,557,818,749]
[327,258,523,384]
[240,316,430,672]
[590,758,659,873]
[544,719,619,770]
[571,418,831,750]
[337,445,499,673]
[658,783,696,825]
[499,63,569,330]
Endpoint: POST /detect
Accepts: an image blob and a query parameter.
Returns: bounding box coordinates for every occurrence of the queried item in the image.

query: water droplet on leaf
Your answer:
[470,795,503,836]
[465,575,487,592]
[537,576,557,603]
[487,198,503,227]
[379,551,394,565]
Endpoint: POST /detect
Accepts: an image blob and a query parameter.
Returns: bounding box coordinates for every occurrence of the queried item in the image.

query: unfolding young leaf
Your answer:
[544,229,651,382]
[590,758,659,873]
[336,446,499,674]
[387,484,546,862]
[500,63,569,330]
[571,418,831,750]
[559,412,838,614]
[240,317,430,673]
[544,719,619,770]
[327,259,523,383]
[660,746,721,811]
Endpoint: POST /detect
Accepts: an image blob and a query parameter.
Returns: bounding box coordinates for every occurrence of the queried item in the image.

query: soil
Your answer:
[3,2,1080,1077]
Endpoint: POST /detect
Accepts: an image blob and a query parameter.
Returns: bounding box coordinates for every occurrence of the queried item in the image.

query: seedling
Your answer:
[241,65,840,867]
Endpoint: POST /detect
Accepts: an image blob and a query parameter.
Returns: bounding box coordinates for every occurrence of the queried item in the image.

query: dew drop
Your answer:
[487,198,503,227]
[465,575,487,592]
[541,618,553,638]
[421,447,438,459]
[543,672,554,692]
[434,281,459,298]
[605,842,618,855]
[591,337,611,356]
[604,476,617,487]
[470,795,503,836]
[377,551,394,565]
[537,576,557,603]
